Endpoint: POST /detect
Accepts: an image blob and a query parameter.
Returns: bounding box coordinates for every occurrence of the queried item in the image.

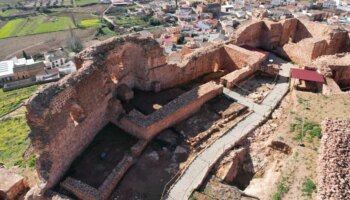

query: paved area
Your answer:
[165,56,294,200]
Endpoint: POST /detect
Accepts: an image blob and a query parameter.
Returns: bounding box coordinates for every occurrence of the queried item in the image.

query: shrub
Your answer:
[272,177,289,200]
[302,178,316,197]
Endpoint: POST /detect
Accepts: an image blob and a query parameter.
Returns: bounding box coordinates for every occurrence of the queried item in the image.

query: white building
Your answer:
[0,60,14,83]
[44,49,70,69]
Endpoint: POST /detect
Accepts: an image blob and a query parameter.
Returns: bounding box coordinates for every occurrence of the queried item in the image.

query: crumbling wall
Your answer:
[233,18,350,65]
[318,119,350,200]
[308,53,350,91]
[234,21,267,48]
[223,44,267,69]
[26,34,254,192]
[26,68,116,191]
[26,36,167,191]
[115,81,223,140]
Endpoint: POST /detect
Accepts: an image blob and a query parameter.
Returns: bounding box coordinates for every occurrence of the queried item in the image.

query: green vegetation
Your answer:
[0,9,18,17]
[34,16,75,33]
[290,96,322,144]
[74,0,98,6]
[80,18,100,27]
[0,85,38,117]
[290,117,322,143]
[0,18,25,38]
[115,16,147,27]
[96,26,118,37]
[302,178,316,197]
[0,117,30,167]
[272,177,289,200]
[0,15,77,39]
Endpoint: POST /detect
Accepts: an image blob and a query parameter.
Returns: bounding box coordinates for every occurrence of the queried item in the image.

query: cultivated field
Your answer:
[0,85,38,117]
[0,13,99,39]
[0,28,96,59]
[0,117,32,167]
[74,0,98,6]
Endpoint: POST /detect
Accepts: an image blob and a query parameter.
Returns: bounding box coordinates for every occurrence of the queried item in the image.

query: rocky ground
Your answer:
[318,119,350,200]
[196,89,350,200]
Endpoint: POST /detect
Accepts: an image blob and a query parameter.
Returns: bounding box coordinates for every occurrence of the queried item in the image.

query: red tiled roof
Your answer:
[291,68,325,83]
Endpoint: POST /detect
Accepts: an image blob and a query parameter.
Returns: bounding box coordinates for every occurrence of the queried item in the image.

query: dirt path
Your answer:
[5,42,45,59]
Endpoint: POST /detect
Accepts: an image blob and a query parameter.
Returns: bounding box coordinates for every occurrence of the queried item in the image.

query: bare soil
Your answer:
[110,134,186,200]
[0,28,96,60]
[64,123,138,189]
[65,4,109,14]
[233,72,276,103]
[129,88,185,115]
[243,90,350,200]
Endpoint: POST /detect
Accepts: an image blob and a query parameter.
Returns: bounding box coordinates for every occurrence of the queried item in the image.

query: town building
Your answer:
[44,48,70,69]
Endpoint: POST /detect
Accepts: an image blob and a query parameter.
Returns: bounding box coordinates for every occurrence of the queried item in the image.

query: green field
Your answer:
[79,18,100,27]
[0,117,31,167]
[0,18,24,38]
[115,16,147,27]
[0,13,101,38]
[0,15,77,39]
[0,85,38,117]
[74,0,98,6]
[0,9,18,17]
[96,26,118,38]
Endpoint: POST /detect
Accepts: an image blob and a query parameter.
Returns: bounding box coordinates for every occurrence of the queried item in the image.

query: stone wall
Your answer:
[318,119,350,200]
[26,33,258,192]
[0,168,27,200]
[308,53,350,92]
[115,81,223,140]
[233,18,350,65]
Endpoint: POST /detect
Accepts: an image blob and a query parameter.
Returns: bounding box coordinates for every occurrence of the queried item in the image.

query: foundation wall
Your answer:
[115,82,223,140]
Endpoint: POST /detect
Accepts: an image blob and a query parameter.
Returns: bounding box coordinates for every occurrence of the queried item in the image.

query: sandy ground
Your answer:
[0,28,97,60]
[244,90,350,200]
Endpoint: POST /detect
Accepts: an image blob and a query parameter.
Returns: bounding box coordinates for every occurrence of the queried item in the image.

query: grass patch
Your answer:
[272,176,289,200]
[80,18,100,27]
[0,18,25,38]
[0,9,18,17]
[0,117,30,167]
[290,117,322,143]
[302,178,316,197]
[34,16,76,33]
[96,26,118,37]
[0,85,38,117]
[0,15,77,39]
[74,0,98,6]
[115,16,147,27]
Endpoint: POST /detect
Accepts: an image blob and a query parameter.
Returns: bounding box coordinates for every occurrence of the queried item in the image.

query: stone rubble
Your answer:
[318,119,350,200]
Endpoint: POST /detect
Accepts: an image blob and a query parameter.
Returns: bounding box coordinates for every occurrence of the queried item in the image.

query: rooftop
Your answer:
[0,60,14,78]
[291,68,325,83]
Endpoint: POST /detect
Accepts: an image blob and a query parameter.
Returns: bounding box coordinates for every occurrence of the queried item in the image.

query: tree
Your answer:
[22,50,30,59]
[71,14,77,27]
[65,27,83,53]
[149,18,162,26]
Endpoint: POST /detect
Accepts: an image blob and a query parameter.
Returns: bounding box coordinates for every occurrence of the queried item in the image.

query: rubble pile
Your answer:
[318,119,350,200]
